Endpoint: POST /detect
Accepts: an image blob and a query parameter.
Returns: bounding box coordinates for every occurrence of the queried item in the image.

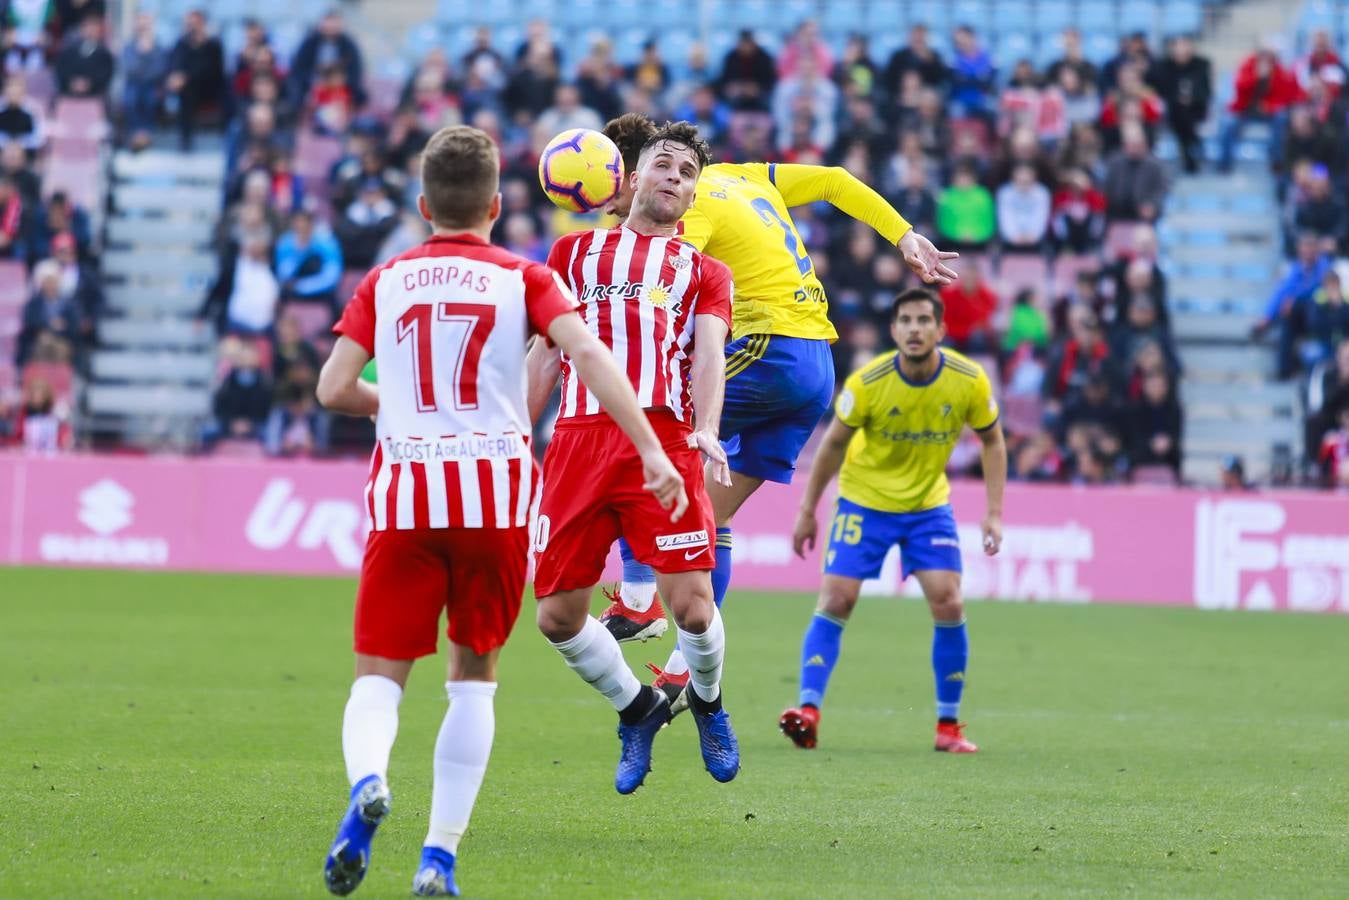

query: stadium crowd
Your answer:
[1,4,1345,486]
[0,0,111,452]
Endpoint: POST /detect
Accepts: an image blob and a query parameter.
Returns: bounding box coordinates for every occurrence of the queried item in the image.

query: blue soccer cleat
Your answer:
[411,846,460,897]
[323,775,391,896]
[692,706,741,783]
[615,692,670,795]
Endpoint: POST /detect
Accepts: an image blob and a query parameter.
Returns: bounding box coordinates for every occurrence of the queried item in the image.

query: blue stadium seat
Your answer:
[870,29,906,61]
[950,0,987,29]
[994,0,1034,32]
[732,0,774,30]
[1076,1,1116,33]
[436,0,473,24]
[663,29,697,79]
[1119,0,1158,38]
[909,0,950,32]
[1082,31,1118,64]
[607,0,647,29]
[993,31,1035,70]
[517,0,556,19]
[1036,30,1065,67]
[643,0,686,28]
[614,28,648,65]
[863,0,906,36]
[1034,1,1074,33]
[1161,1,1204,35]
[780,0,820,28]
[491,24,524,56]
[405,22,444,60]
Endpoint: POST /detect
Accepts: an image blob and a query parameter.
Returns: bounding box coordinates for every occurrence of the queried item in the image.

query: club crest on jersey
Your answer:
[941,403,952,418]
[668,254,690,271]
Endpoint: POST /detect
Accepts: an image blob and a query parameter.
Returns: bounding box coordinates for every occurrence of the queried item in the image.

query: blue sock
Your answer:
[617,537,656,586]
[798,612,845,709]
[932,619,969,721]
[711,527,732,608]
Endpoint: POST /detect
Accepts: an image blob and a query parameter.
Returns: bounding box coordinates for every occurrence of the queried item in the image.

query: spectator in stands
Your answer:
[1051,167,1106,255]
[34,189,91,261]
[835,33,878,98]
[574,38,624,123]
[0,172,30,260]
[210,338,271,440]
[1052,65,1099,132]
[0,74,44,152]
[939,265,998,353]
[1099,63,1163,150]
[289,8,365,110]
[13,375,70,453]
[310,62,355,136]
[1125,368,1181,474]
[271,310,319,384]
[2,0,55,71]
[505,40,560,119]
[628,40,671,97]
[935,161,995,254]
[1102,125,1167,223]
[772,54,838,153]
[1257,232,1333,378]
[203,231,278,336]
[1002,288,1050,353]
[274,209,342,309]
[1292,164,1346,254]
[53,12,113,99]
[533,83,602,152]
[119,11,167,151]
[333,148,404,212]
[49,230,99,325]
[335,176,398,270]
[1296,29,1347,89]
[1060,371,1126,457]
[461,27,506,95]
[1100,32,1153,93]
[1,141,37,206]
[675,83,730,149]
[1043,304,1116,409]
[884,23,947,97]
[1218,42,1304,173]
[1314,401,1349,487]
[262,374,328,457]
[996,163,1052,254]
[514,18,561,69]
[230,18,273,96]
[166,9,225,151]
[777,19,832,80]
[1308,268,1349,364]
[1305,337,1349,463]
[17,259,80,365]
[1111,286,1178,376]
[949,26,995,119]
[224,102,286,199]
[235,44,287,115]
[1151,35,1212,174]
[1282,105,1339,174]
[718,29,776,112]
[1045,29,1097,89]
[887,162,935,234]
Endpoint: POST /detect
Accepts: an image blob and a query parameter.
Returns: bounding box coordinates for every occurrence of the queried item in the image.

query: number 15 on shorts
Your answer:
[832,512,862,545]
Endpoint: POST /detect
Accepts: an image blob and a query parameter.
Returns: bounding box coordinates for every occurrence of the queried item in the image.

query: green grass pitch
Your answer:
[2,567,1346,898]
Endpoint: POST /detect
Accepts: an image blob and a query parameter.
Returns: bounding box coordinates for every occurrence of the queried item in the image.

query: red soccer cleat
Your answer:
[645,662,690,717]
[779,705,820,750]
[934,721,979,753]
[598,586,668,643]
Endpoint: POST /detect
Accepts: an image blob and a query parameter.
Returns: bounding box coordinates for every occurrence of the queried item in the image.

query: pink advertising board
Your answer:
[2,453,1346,613]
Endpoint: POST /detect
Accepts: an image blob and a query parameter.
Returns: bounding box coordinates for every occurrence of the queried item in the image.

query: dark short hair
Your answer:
[891,287,944,323]
[603,113,658,175]
[639,121,712,171]
[420,125,500,228]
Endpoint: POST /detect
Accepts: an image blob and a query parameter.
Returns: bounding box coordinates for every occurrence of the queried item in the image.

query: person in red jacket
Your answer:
[1219,43,1306,172]
[939,266,1000,353]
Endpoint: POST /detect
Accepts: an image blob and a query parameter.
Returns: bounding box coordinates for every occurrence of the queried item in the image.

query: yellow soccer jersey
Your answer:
[835,349,1000,513]
[679,162,911,342]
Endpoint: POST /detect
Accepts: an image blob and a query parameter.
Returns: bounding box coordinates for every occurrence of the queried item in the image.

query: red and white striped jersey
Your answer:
[546,225,733,422]
[335,234,579,532]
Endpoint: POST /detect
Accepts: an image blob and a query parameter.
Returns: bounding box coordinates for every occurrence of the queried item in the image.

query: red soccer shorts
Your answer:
[533,411,716,598]
[354,525,529,658]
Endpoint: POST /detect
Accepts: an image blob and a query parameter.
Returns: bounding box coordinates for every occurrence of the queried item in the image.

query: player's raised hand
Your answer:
[641,451,689,521]
[897,230,960,286]
[792,506,819,559]
[689,428,732,488]
[981,514,1003,556]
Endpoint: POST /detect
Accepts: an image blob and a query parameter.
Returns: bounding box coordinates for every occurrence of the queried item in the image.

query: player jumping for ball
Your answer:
[527,122,739,794]
[780,288,1007,753]
[592,113,961,714]
[316,126,686,897]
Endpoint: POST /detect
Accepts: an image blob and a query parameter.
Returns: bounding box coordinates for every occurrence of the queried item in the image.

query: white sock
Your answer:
[550,617,641,710]
[619,581,658,613]
[424,681,496,856]
[342,674,403,786]
[676,608,725,704]
[662,647,689,677]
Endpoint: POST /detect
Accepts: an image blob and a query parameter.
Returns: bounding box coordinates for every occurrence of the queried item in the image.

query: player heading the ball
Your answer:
[527,121,741,795]
[314,124,686,898]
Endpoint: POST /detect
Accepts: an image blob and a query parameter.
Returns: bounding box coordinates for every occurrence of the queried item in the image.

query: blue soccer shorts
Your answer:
[823,498,963,581]
[720,334,834,484]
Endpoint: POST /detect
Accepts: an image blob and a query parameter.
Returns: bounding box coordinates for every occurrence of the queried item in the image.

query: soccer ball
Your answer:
[538,128,625,213]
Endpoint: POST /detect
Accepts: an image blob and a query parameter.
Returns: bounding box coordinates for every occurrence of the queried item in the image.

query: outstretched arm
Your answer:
[769,163,959,285]
[689,313,732,487]
[525,335,562,423]
[975,421,1007,555]
[792,416,856,558]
